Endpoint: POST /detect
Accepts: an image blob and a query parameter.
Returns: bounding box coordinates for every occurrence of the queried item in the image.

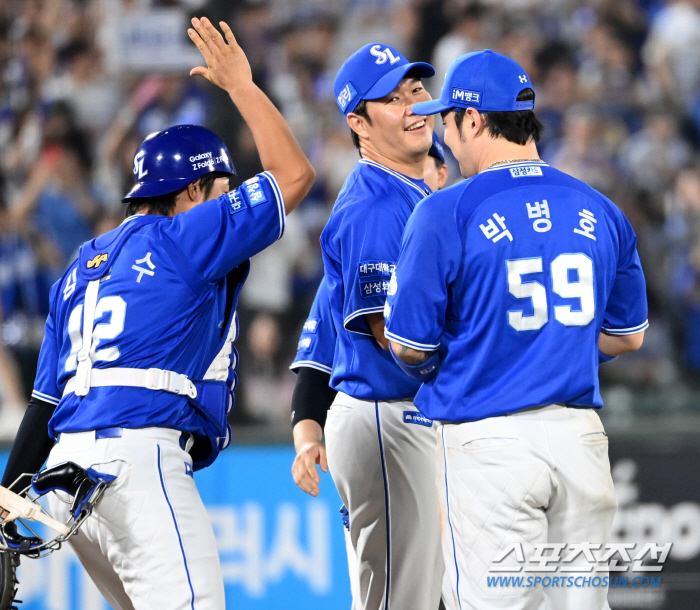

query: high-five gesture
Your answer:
[188,18,252,93]
[188,17,314,214]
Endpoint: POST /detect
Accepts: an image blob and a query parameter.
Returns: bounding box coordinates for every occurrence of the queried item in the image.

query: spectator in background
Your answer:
[44,39,123,138]
[643,0,700,112]
[0,306,26,439]
[430,3,489,98]
[674,237,700,373]
[11,136,97,264]
[622,109,692,196]
[135,74,210,136]
[547,104,619,196]
[535,42,579,154]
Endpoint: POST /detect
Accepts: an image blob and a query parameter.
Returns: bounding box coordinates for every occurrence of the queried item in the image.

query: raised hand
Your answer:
[188,17,253,93]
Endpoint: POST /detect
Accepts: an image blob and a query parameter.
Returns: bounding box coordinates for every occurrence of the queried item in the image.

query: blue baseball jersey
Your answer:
[385,162,648,422]
[32,172,285,438]
[320,159,431,400]
[290,276,335,375]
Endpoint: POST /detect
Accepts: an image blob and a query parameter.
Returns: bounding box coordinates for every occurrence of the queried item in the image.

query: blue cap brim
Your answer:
[412,99,454,116]
[363,62,435,103]
[122,178,190,202]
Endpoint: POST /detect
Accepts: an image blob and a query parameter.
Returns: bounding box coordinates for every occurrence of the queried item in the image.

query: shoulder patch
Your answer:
[243,176,268,207]
[303,318,320,333]
[297,336,314,352]
[227,189,246,215]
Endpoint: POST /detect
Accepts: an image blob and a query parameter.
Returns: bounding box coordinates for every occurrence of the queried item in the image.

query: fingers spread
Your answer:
[219,21,239,48]
[188,26,213,63]
[200,16,227,52]
[190,18,220,60]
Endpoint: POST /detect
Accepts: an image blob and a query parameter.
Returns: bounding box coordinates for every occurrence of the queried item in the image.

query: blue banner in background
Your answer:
[0,447,352,610]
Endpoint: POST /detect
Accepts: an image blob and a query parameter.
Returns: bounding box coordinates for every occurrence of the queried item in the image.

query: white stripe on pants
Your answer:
[325,392,445,610]
[436,405,616,610]
[47,427,225,610]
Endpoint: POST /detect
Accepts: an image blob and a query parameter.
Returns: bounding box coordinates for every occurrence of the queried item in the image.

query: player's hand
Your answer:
[188,17,253,93]
[292,441,328,497]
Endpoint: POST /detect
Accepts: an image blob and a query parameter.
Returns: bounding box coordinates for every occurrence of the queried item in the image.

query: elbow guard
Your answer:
[389,343,440,381]
[598,350,618,364]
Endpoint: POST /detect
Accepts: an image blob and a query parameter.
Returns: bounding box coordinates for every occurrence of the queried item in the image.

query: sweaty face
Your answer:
[362,77,434,160]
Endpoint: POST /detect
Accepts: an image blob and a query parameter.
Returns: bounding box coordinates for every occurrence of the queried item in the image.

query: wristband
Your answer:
[598,350,617,364]
[389,343,440,381]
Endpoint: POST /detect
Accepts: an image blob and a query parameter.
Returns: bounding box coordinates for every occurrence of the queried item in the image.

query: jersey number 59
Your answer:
[506,253,594,331]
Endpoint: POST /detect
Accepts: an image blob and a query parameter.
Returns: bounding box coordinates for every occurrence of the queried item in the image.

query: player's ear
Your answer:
[469,109,487,138]
[186,178,201,202]
[347,112,369,141]
[437,162,449,189]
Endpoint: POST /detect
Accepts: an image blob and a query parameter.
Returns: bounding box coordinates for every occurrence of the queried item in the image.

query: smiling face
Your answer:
[348,75,434,165]
[442,109,483,178]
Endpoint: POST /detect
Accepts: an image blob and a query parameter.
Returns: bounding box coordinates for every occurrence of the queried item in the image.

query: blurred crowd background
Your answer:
[1,0,699,440]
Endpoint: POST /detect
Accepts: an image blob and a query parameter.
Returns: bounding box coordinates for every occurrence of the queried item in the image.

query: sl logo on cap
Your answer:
[369,45,401,65]
[86,253,109,269]
[519,74,528,83]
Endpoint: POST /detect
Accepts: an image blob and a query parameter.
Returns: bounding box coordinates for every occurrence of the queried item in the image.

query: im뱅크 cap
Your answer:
[334,43,435,115]
[412,50,534,116]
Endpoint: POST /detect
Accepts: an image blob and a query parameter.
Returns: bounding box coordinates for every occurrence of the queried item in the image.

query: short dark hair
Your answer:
[452,88,543,145]
[124,171,231,218]
[349,99,371,150]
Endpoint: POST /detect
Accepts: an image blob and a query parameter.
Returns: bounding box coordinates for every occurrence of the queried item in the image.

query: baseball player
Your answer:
[303,42,446,610]
[385,50,647,610]
[289,134,450,610]
[290,131,448,498]
[0,17,314,610]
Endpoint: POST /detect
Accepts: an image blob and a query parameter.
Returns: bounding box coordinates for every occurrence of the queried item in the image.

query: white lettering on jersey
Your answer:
[574,209,597,241]
[63,268,77,301]
[480,213,513,243]
[370,45,401,65]
[132,252,156,283]
[133,150,148,180]
[526,200,551,233]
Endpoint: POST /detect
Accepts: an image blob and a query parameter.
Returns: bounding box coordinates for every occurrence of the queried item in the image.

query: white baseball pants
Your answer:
[46,427,225,610]
[436,405,616,610]
[325,392,445,610]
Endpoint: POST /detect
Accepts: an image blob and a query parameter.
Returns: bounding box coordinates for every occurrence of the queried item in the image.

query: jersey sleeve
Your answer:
[601,208,649,335]
[166,171,285,283]
[334,200,409,335]
[290,277,336,374]
[384,193,463,350]
[31,287,61,406]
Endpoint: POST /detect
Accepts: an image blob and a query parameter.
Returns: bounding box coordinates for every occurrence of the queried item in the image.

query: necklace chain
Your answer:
[486,158,542,169]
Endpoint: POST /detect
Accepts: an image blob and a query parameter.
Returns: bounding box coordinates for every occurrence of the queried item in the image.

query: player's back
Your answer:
[390,161,648,422]
[34,171,286,436]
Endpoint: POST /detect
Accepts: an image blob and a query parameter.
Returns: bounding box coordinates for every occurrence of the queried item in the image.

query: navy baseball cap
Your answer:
[412,50,535,116]
[428,132,445,164]
[334,43,435,115]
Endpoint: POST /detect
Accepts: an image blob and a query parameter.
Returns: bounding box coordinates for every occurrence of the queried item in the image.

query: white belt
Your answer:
[63,367,197,399]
